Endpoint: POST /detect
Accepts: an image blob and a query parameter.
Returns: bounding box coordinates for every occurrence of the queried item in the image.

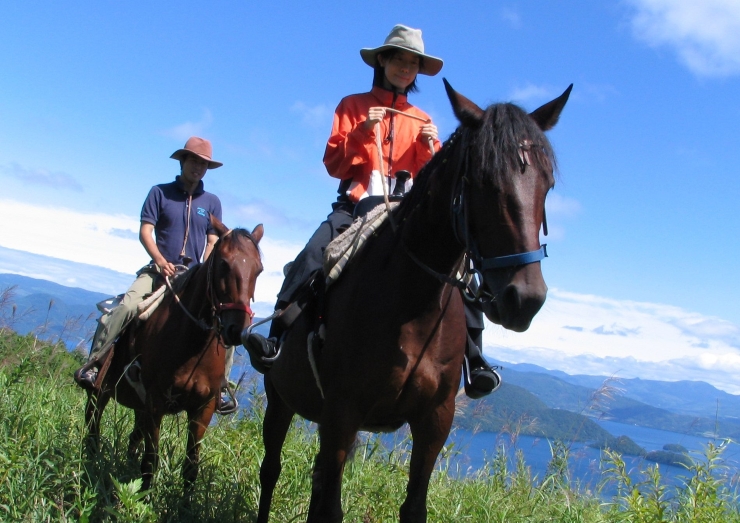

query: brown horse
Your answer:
[252,80,571,523]
[85,216,263,494]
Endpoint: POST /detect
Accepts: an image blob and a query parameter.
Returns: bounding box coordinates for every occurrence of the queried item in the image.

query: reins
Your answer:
[374,109,437,233]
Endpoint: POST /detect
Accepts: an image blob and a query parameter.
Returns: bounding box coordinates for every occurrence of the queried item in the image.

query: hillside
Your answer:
[496,363,740,438]
[494,361,740,419]
[454,382,634,447]
[0,273,106,349]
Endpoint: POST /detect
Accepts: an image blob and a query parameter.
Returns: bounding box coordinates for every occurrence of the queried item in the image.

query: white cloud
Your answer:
[0,199,144,274]
[627,0,740,76]
[0,162,83,191]
[508,83,552,105]
[501,7,522,29]
[0,198,302,305]
[483,288,740,393]
[162,109,214,141]
[291,101,333,129]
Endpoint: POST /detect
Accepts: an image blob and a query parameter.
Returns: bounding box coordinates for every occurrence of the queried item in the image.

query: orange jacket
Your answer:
[323,86,441,203]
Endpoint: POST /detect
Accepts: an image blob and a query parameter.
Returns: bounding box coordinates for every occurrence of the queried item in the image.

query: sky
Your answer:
[1,1,740,392]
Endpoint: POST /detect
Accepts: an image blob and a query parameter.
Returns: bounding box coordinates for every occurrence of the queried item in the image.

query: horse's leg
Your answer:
[400,400,455,523]
[127,410,145,461]
[308,406,359,523]
[140,409,164,492]
[84,387,110,453]
[257,377,295,523]
[183,403,215,499]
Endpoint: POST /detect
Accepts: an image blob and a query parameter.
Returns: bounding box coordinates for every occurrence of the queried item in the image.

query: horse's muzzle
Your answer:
[481,267,547,332]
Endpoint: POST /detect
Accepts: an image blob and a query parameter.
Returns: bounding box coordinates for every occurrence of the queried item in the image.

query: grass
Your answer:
[1,324,740,522]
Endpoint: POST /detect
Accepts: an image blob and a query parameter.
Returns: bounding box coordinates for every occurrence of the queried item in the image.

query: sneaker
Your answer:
[74,365,99,391]
[217,388,238,415]
[243,333,278,374]
[463,356,501,399]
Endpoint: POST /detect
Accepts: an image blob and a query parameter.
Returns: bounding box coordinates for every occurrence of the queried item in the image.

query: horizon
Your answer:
[1,2,739,394]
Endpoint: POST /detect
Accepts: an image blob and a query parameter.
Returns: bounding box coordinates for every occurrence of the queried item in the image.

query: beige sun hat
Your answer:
[170,136,223,169]
[360,24,443,76]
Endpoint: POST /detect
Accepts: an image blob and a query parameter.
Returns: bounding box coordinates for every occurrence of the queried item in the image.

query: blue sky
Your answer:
[1,1,740,392]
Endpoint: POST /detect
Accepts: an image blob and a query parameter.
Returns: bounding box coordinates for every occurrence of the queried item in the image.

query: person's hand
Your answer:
[157,260,176,278]
[419,123,438,141]
[363,107,387,131]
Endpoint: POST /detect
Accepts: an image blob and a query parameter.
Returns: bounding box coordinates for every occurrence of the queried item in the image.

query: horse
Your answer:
[85,216,264,495]
[252,80,571,523]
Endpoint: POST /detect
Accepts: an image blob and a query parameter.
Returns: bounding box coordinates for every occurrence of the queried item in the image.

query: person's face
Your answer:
[379,50,420,91]
[180,153,209,185]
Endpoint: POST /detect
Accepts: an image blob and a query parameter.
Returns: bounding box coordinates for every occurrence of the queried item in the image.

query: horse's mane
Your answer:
[396,102,556,221]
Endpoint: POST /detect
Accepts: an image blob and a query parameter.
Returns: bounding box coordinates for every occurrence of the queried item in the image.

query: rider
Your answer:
[245,24,500,398]
[74,137,238,413]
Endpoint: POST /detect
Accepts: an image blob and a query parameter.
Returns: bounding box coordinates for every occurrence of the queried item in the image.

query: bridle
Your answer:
[400,130,549,307]
[166,230,256,336]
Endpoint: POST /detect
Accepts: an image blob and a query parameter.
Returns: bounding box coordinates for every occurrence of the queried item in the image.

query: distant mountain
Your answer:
[0,273,107,349]
[454,382,619,444]
[493,360,740,437]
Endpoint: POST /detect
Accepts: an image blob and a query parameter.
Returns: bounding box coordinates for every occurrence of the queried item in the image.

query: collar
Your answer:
[370,86,409,108]
[175,175,205,196]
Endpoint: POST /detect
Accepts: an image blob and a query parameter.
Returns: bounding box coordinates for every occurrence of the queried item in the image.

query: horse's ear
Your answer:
[529,84,573,131]
[250,224,264,244]
[444,78,484,128]
[210,214,230,238]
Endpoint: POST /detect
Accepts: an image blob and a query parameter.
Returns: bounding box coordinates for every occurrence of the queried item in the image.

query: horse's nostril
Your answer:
[501,284,522,311]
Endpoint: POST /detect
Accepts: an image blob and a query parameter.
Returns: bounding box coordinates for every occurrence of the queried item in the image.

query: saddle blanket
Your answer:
[323,201,398,288]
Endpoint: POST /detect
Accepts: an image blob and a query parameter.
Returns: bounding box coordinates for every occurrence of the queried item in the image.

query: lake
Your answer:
[435,420,740,495]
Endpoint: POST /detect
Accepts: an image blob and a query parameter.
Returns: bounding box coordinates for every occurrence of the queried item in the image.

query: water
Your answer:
[438,421,740,496]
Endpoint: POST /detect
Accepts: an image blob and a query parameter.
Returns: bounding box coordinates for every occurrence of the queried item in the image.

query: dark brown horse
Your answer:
[85,216,263,494]
[253,81,571,523]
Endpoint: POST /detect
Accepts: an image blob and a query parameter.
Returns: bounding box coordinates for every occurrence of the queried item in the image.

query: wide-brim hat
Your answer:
[360,24,443,76]
[170,136,223,169]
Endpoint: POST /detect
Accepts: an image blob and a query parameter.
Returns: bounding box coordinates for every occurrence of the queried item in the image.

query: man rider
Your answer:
[74,136,238,413]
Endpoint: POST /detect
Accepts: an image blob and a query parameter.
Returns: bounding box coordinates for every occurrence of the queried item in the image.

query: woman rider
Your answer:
[246,24,500,398]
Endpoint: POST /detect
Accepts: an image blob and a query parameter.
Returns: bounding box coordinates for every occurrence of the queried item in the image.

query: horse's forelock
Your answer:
[469,103,556,186]
[220,228,262,258]
[394,105,556,222]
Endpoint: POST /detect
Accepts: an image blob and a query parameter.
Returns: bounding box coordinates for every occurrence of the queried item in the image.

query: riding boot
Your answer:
[244,306,285,374]
[463,330,501,399]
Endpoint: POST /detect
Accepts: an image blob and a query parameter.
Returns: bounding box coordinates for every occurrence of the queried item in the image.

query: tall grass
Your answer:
[1,326,739,522]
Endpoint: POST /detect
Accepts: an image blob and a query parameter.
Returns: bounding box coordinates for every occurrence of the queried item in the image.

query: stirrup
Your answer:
[217,387,238,415]
[463,355,501,399]
[74,360,99,391]
[242,311,283,372]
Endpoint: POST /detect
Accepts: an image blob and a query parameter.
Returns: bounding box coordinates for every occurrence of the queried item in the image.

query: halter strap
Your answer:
[480,245,547,270]
[216,302,254,318]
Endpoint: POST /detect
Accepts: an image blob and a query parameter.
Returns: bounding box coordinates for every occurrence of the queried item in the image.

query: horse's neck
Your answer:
[400,163,464,277]
[175,263,213,325]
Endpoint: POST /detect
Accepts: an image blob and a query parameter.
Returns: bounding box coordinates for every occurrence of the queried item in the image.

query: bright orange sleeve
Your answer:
[323,97,377,180]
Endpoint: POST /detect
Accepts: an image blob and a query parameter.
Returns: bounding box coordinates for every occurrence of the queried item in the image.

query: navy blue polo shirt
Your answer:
[140,176,222,267]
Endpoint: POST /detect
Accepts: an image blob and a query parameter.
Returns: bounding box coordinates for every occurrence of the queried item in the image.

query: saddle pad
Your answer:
[137,266,195,320]
[323,201,398,288]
